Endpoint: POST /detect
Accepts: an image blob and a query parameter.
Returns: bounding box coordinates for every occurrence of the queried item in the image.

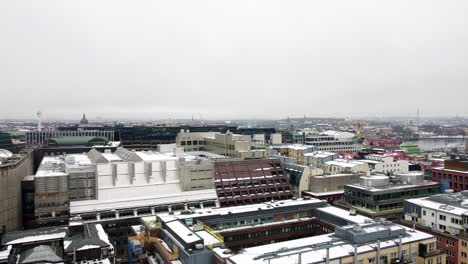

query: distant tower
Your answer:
[416,108,420,127]
[36,110,42,132]
[80,113,89,125]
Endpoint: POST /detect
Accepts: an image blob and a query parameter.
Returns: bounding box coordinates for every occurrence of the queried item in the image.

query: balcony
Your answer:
[419,248,446,258]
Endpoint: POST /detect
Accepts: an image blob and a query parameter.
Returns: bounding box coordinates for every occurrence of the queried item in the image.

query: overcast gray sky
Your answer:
[0,1,467,120]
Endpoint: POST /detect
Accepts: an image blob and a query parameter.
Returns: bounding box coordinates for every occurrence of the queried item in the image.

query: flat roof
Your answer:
[227,225,433,264]
[164,198,324,221]
[316,206,371,224]
[348,180,439,193]
[70,189,218,214]
[325,159,366,168]
[166,220,201,244]
[35,156,67,178]
[406,197,468,216]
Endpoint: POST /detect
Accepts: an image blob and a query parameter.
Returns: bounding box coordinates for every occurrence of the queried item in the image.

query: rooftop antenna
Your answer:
[36,110,42,132]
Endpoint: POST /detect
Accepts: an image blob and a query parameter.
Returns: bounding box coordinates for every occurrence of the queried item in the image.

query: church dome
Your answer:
[80,114,89,125]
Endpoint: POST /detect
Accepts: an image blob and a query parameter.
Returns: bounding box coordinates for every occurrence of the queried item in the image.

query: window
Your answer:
[423,210,426,216]
[446,240,455,247]
[439,215,446,221]
[439,224,446,231]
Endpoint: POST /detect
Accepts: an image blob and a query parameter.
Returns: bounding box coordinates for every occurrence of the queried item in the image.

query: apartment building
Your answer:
[404,192,468,264]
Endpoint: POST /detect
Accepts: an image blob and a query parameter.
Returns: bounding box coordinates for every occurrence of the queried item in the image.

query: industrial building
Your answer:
[30,145,220,226]
[0,149,34,232]
[337,172,440,220]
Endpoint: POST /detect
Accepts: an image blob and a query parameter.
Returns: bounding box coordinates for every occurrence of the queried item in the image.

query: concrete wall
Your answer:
[0,151,33,232]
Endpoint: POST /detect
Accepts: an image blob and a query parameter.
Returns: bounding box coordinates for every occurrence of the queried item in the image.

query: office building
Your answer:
[0,150,34,232]
[128,199,376,264]
[294,130,362,152]
[226,221,445,264]
[177,132,269,159]
[338,173,440,220]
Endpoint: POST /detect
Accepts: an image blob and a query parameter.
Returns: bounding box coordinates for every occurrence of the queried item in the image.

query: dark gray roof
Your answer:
[64,224,109,253]
[1,227,68,246]
[19,245,63,264]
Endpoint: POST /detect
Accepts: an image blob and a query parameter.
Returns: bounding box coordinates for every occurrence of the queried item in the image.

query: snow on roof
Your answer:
[325,159,366,168]
[0,246,11,261]
[101,153,123,162]
[3,229,67,245]
[70,189,218,214]
[316,206,371,224]
[0,149,13,159]
[134,151,179,161]
[195,230,221,246]
[157,198,324,221]
[35,157,67,178]
[65,154,93,166]
[166,220,201,244]
[228,225,433,264]
[348,180,439,193]
[406,197,468,216]
[304,151,338,158]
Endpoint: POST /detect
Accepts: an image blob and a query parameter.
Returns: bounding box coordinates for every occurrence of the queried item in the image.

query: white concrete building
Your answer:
[323,159,370,174]
[362,155,409,175]
[176,131,268,159]
[296,130,362,152]
[405,192,468,236]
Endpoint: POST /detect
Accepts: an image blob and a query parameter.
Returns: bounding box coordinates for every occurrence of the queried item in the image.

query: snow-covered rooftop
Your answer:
[228,225,433,264]
[316,206,371,224]
[166,220,202,244]
[70,189,218,214]
[325,159,366,168]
